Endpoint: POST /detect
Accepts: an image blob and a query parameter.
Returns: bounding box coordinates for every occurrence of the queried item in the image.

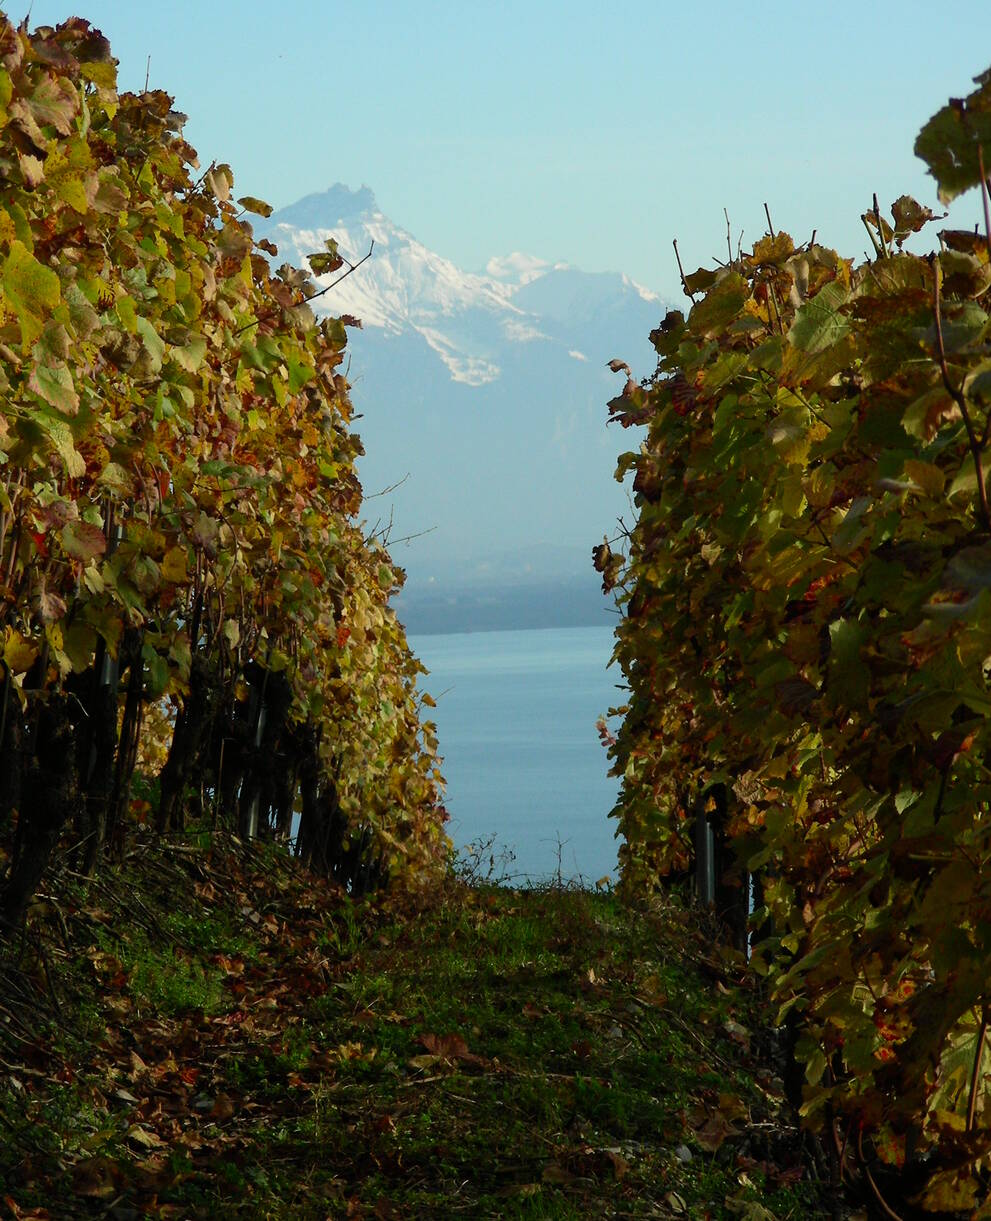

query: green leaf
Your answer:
[115,294,137,333]
[919,1168,979,1211]
[948,464,979,500]
[97,461,136,496]
[55,173,90,214]
[142,645,170,698]
[0,67,12,118]
[28,362,79,416]
[45,418,86,477]
[903,459,945,498]
[191,512,219,550]
[683,266,718,295]
[915,67,991,203]
[160,546,188,584]
[172,333,206,373]
[945,543,991,590]
[962,361,991,405]
[828,618,869,706]
[61,622,98,673]
[687,273,748,338]
[135,315,165,373]
[2,240,61,349]
[830,495,871,554]
[79,60,118,91]
[308,251,342,276]
[788,280,849,354]
[287,355,314,394]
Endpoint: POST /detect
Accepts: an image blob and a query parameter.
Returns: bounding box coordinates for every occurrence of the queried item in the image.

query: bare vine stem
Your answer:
[930,254,991,531]
[874,194,891,258]
[234,240,374,337]
[979,144,991,264]
[861,213,884,261]
[967,1004,989,1131]
[766,280,786,336]
[672,239,696,302]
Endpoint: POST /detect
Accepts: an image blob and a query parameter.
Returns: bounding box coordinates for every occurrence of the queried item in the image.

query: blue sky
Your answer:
[18,1,991,298]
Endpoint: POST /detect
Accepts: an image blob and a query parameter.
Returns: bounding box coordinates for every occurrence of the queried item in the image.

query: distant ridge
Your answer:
[254,188,672,629]
[271,184,379,226]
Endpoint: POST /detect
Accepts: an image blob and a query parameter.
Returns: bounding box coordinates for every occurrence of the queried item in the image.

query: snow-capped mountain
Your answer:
[254,186,670,631]
[260,185,661,387]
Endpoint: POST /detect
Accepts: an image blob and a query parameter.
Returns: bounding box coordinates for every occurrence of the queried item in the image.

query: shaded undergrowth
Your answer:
[0,838,838,1218]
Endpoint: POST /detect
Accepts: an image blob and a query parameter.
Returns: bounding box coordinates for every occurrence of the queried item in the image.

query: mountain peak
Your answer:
[256,186,667,385]
[484,252,559,287]
[270,184,377,229]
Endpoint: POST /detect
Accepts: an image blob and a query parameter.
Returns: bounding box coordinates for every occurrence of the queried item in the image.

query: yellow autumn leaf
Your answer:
[3,626,38,674]
[160,546,188,584]
[904,459,945,499]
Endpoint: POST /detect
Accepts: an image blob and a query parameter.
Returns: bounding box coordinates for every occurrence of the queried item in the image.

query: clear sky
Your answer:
[15,1,991,299]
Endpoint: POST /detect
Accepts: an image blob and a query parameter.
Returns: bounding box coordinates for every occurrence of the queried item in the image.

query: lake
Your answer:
[409,625,625,885]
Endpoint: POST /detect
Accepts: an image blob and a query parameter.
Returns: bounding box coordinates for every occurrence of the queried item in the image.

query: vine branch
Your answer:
[672,239,696,302]
[979,144,991,264]
[930,254,991,531]
[967,1005,989,1131]
[235,240,375,336]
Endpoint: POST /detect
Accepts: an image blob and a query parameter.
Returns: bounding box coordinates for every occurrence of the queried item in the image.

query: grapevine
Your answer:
[0,17,448,925]
[602,67,991,1210]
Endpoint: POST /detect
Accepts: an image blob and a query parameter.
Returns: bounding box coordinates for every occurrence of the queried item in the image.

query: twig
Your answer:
[979,145,991,264]
[930,254,991,531]
[873,193,890,259]
[764,202,775,238]
[932,767,949,823]
[234,240,375,336]
[672,239,696,302]
[364,473,410,499]
[967,1004,989,1131]
[37,936,62,1018]
[370,524,437,548]
[861,214,884,261]
[724,208,733,266]
[767,281,786,336]
[144,56,150,92]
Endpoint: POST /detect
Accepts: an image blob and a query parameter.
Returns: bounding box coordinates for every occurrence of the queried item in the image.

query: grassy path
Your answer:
[0,842,834,1218]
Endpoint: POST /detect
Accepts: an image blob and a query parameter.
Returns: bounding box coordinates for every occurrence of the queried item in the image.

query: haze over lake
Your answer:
[411,625,624,884]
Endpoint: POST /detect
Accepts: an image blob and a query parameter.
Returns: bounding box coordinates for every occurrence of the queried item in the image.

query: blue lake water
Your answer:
[409,625,625,885]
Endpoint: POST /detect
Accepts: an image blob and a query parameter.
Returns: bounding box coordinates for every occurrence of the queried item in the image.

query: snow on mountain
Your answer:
[253,185,671,631]
[484,252,561,287]
[261,186,521,384]
[258,185,661,386]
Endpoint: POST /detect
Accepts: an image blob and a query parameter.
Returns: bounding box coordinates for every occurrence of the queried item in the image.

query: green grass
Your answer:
[0,841,833,1219]
[128,946,226,1016]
